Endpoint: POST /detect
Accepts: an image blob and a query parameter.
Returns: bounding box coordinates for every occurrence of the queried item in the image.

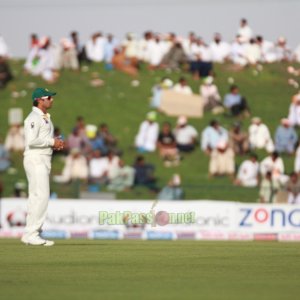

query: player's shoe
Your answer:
[21,236,55,246]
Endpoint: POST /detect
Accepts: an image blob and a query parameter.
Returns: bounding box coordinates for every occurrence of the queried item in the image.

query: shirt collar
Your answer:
[32,107,51,118]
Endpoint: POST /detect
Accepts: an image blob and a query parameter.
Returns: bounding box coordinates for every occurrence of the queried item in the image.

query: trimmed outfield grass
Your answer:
[0,239,299,300]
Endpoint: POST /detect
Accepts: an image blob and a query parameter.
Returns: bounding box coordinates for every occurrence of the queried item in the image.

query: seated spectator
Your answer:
[161,41,187,71]
[97,123,120,154]
[107,160,135,192]
[66,127,90,154]
[157,174,184,200]
[274,118,298,154]
[229,122,249,155]
[0,56,13,88]
[75,116,87,137]
[150,77,173,109]
[133,155,158,192]
[0,140,10,172]
[286,172,300,204]
[294,144,300,174]
[274,36,292,62]
[105,150,121,181]
[209,33,230,63]
[4,124,25,152]
[53,127,68,156]
[224,85,250,117]
[157,122,180,167]
[53,148,88,183]
[256,35,277,63]
[135,111,159,153]
[112,47,138,76]
[57,37,79,71]
[244,38,261,65]
[201,120,228,154]
[209,140,235,177]
[88,126,107,154]
[259,171,280,203]
[234,153,259,187]
[230,35,247,68]
[24,36,59,83]
[173,77,193,95]
[174,116,198,152]
[260,151,287,184]
[249,117,274,152]
[288,93,300,127]
[200,76,223,112]
[89,150,109,183]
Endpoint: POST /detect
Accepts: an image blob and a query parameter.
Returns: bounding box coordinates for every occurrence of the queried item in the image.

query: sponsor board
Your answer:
[0,199,300,241]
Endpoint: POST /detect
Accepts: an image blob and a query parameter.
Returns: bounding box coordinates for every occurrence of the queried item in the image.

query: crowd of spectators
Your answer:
[1,18,300,203]
[1,19,300,86]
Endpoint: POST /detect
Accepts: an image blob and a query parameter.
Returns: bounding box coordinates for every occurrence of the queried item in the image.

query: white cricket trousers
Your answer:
[23,154,51,239]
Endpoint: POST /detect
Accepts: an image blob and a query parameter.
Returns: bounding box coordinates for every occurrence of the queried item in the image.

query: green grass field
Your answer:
[0,239,299,300]
[0,60,300,200]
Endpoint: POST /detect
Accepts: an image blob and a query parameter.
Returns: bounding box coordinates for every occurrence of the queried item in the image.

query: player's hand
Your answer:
[53,138,64,151]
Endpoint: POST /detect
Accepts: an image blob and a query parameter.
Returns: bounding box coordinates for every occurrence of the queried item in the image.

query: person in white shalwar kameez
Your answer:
[135,111,159,153]
[248,117,274,153]
[234,154,259,187]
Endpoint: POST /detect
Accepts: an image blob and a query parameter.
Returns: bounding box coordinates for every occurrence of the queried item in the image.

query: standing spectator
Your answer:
[249,117,274,152]
[104,34,117,70]
[237,18,253,43]
[135,111,159,153]
[234,153,259,187]
[274,118,298,154]
[286,172,300,204]
[174,116,198,152]
[209,141,235,177]
[201,120,228,154]
[223,85,250,117]
[229,122,249,155]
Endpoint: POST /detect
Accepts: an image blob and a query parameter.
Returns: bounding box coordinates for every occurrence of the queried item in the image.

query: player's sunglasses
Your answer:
[40,96,53,101]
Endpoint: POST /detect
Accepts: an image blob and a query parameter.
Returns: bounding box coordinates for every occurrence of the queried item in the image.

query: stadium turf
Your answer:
[0,239,299,300]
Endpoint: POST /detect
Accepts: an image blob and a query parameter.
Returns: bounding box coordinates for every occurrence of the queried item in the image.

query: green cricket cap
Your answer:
[32,87,57,101]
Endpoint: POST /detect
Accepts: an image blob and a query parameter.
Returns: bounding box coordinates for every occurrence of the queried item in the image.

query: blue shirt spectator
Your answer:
[275,118,298,154]
[201,120,229,152]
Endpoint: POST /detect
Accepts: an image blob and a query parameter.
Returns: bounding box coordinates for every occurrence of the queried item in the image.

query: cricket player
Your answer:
[21,88,64,246]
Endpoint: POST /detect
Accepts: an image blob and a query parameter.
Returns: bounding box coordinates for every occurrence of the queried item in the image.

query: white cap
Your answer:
[177,116,187,126]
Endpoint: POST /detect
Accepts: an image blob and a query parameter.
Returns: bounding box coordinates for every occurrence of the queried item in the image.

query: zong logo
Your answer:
[239,208,300,228]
